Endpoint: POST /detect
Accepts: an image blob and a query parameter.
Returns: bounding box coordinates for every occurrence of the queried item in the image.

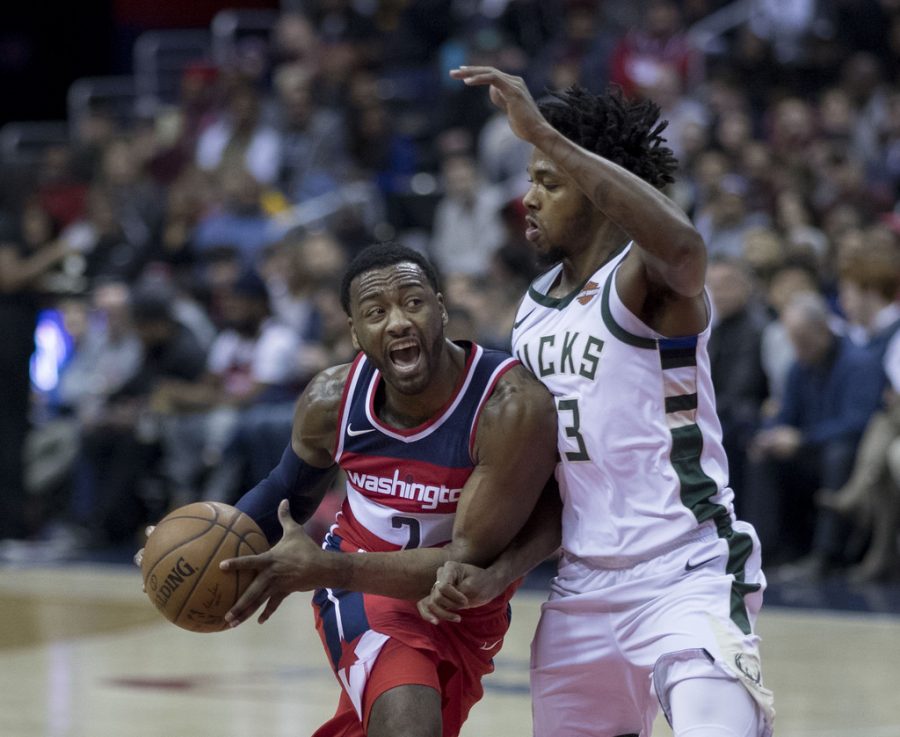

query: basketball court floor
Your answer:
[1,562,899,737]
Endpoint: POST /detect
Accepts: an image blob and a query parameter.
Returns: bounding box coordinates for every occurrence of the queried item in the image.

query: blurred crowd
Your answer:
[1,0,899,583]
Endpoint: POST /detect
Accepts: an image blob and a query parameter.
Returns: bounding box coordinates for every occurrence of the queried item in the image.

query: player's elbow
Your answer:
[667,228,707,297]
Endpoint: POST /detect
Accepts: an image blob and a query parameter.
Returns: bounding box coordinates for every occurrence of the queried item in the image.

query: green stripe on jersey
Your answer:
[600,273,656,349]
[670,421,759,635]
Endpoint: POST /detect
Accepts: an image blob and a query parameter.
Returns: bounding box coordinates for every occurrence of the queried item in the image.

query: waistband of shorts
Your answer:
[561,523,722,571]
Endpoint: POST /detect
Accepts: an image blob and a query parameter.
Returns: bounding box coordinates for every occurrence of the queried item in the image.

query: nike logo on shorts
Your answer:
[480,639,502,651]
[684,554,718,572]
[347,424,376,437]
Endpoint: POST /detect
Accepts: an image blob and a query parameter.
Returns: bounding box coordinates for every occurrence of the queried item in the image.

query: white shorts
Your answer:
[530,521,775,737]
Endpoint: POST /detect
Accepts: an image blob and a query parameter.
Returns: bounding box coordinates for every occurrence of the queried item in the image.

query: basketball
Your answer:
[140,501,270,633]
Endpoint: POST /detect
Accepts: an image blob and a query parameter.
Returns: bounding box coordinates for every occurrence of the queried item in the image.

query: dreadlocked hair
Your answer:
[538,85,678,189]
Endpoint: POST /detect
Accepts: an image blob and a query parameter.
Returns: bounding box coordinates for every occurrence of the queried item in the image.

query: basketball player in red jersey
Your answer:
[217,242,558,737]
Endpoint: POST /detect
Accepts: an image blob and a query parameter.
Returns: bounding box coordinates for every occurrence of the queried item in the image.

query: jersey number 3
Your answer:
[558,398,591,462]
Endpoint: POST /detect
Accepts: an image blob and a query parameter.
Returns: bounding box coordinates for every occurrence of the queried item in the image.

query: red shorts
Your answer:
[311,587,514,737]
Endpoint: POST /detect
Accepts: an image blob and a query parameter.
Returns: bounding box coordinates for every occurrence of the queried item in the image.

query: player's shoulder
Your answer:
[292,361,355,457]
[296,362,354,422]
[482,362,556,426]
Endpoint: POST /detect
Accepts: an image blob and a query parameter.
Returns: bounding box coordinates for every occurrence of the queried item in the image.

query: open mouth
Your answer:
[525,216,541,242]
[389,340,422,373]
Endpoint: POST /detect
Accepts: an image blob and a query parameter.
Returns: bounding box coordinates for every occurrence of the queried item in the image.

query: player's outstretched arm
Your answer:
[233,365,348,542]
[220,366,558,626]
[323,365,558,599]
[451,65,706,304]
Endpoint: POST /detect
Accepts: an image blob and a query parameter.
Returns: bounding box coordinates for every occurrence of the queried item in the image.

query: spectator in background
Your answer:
[758,258,822,410]
[261,230,344,344]
[147,62,221,186]
[60,184,153,286]
[56,281,143,422]
[32,145,88,229]
[707,257,770,511]
[157,165,213,270]
[643,63,708,164]
[270,11,320,71]
[741,226,786,288]
[695,174,770,259]
[192,165,280,268]
[95,136,164,257]
[67,286,207,547]
[0,210,74,541]
[430,152,506,277]
[683,148,732,218]
[273,62,351,202]
[766,96,818,180]
[195,81,281,185]
[774,188,829,263]
[152,270,302,506]
[817,244,900,581]
[346,89,418,197]
[238,233,358,488]
[745,292,884,580]
[530,0,617,95]
[609,0,698,98]
[873,89,900,198]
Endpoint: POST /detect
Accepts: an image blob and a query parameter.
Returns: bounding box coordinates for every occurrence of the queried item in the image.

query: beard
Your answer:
[536,245,566,268]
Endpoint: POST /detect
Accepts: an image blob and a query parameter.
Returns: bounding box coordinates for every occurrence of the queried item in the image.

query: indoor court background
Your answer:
[2,562,899,737]
[2,0,900,735]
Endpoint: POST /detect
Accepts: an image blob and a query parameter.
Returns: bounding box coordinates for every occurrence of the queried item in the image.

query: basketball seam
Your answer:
[143,517,219,586]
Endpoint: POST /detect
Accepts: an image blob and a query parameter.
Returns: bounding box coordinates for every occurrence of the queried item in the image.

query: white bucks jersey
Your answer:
[512,246,734,562]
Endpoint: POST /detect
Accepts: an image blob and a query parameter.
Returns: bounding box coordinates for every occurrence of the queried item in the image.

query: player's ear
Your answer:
[348,318,361,351]
[437,293,449,326]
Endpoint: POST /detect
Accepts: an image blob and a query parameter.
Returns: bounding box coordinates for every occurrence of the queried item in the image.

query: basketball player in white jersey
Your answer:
[419,67,775,737]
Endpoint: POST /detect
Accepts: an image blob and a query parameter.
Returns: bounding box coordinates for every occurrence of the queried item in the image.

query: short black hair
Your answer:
[538,85,678,189]
[340,242,441,315]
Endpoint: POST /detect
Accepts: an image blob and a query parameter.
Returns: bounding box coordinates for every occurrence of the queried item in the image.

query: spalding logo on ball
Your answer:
[140,501,269,633]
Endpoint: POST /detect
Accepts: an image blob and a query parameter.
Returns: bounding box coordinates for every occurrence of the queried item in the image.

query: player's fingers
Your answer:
[417,596,462,624]
[276,499,299,531]
[224,578,268,627]
[432,580,468,608]
[219,551,268,571]
[258,593,287,624]
[451,66,521,90]
[135,547,147,592]
[434,559,465,585]
[449,65,502,78]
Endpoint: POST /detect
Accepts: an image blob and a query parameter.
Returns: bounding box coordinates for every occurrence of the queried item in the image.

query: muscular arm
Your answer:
[222,365,559,623]
[418,481,561,623]
[530,124,706,301]
[329,365,559,599]
[477,476,562,586]
[234,364,347,537]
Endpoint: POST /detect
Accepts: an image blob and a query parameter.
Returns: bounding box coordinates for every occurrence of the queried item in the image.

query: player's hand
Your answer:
[417,560,504,625]
[219,500,325,627]
[134,525,155,591]
[450,66,548,144]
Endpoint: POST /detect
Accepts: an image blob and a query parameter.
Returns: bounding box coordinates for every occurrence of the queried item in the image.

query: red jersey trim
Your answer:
[334,352,367,463]
[468,358,520,462]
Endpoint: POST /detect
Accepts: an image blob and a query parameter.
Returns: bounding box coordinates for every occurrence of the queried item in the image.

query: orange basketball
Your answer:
[140,501,270,633]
